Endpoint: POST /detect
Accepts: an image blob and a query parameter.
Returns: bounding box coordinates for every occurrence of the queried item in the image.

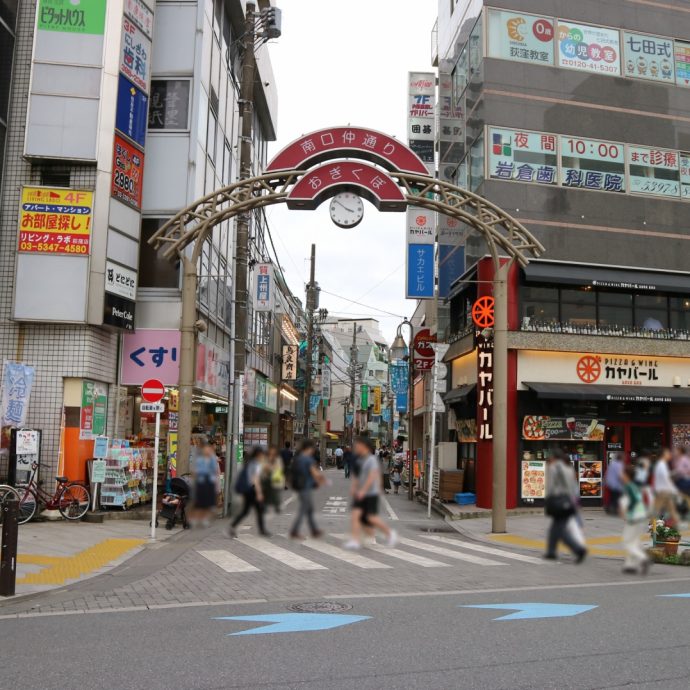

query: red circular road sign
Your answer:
[141,379,166,403]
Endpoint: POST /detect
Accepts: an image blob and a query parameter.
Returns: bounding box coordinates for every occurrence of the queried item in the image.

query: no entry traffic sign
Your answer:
[141,378,165,403]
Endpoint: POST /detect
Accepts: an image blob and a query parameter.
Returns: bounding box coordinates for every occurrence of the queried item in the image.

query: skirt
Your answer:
[194,479,217,508]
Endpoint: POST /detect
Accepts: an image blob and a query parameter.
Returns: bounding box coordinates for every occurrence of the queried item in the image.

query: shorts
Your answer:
[353,495,379,526]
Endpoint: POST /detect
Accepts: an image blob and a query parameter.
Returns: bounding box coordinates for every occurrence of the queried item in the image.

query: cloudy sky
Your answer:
[264,0,438,342]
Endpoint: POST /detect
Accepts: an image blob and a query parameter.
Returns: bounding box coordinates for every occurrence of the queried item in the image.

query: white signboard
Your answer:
[488,9,555,66]
[140,402,165,413]
[124,0,154,39]
[16,429,39,455]
[622,31,674,83]
[120,16,152,93]
[557,21,621,76]
[105,260,137,300]
[406,208,435,244]
[321,366,331,401]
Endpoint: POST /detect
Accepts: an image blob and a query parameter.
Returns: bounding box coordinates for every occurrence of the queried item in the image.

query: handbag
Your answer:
[545,492,575,518]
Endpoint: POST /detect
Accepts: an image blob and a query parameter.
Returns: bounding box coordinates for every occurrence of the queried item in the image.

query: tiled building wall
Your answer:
[0,1,118,480]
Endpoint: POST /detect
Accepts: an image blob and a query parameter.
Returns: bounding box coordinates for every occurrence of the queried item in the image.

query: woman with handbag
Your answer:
[544,450,587,563]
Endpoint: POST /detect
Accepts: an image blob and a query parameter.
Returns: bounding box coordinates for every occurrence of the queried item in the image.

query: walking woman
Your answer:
[228,446,269,538]
[544,449,587,563]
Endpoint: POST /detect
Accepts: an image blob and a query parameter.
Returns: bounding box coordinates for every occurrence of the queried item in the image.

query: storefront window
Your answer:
[469,133,484,192]
[561,288,596,326]
[521,286,558,324]
[598,291,633,329]
[635,294,668,331]
[670,296,690,330]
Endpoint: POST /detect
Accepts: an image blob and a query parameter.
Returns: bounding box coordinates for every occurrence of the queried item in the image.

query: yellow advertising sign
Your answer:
[373,386,382,415]
[18,186,93,255]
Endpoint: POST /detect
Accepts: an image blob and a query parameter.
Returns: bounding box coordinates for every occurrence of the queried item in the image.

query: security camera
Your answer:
[195,319,207,333]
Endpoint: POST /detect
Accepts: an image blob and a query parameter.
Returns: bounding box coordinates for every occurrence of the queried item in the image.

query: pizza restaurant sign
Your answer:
[517,350,690,388]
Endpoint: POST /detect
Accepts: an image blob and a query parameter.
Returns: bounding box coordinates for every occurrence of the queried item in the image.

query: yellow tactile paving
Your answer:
[17,538,146,585]
[489,533,627,558]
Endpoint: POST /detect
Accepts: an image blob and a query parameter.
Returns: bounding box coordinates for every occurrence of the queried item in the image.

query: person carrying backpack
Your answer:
[228,446,269,538]
[289,440,326,539]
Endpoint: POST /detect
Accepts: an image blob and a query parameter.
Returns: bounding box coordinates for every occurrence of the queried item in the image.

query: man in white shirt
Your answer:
[654,448,679,525]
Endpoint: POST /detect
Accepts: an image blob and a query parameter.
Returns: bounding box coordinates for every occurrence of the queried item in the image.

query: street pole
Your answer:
[349,322,358,444]
[407,331,415,501]
[428,351,438,519]
[492,261,509,533]
[303,244,316,440]
[150,409,161,540]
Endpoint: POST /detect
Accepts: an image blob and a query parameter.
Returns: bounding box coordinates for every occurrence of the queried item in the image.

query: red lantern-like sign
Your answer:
[472,296,495,329]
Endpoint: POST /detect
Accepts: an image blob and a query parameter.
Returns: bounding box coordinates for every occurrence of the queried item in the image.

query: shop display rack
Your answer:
[100,442,154,509]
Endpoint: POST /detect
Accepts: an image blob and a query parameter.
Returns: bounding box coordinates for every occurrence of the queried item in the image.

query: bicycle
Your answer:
[0,484,21,524]
[15,463,91,525]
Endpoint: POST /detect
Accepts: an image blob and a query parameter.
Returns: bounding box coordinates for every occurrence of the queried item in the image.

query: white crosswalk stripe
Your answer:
[197,550,259,573]
[237,535,327,570]
[422,535,545,565]
[300,538,392,569]
[396,537,505,566]
[330,534,451,568]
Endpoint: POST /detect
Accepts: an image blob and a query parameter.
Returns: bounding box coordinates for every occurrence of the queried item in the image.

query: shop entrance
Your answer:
[605,421,666,461]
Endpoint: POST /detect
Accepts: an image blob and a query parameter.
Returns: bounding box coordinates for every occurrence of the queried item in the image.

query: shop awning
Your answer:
[442,384,475,406]
[524,381,690,403]
[523,261,690,294]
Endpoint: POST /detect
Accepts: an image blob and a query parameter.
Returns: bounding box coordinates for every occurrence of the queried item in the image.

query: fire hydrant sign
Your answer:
[18,187,93,255]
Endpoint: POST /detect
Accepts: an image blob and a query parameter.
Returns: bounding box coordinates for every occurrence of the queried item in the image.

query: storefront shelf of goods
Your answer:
[100,444,153,510]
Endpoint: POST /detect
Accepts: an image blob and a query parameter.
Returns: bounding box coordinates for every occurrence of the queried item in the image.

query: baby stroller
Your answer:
[158,476,191,530]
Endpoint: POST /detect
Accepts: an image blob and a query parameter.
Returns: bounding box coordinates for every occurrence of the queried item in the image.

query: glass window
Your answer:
[670,297,690,331]
[0,24,14,121]
[635,294,668,331]
[468,12,483,78]
[469,134,484,192]
[0,0,18,28]
[139,219,180,288]
[453,45,468,103]
[561,288,596,326]
[521,286,558,324]
[598,292,633,329]
[148,80,190,130]
[207,108,217,163]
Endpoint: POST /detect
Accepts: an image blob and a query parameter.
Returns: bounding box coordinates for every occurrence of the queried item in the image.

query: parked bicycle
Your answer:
[0,484,21,524]
[15,463,91,524]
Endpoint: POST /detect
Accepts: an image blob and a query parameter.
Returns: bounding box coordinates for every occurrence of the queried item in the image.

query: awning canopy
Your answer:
[442,384,475,406]
[524,381,690,403]
[523,261,690,294]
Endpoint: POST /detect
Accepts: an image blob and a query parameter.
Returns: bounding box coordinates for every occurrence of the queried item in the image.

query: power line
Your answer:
[354,262,404,302]
[319,289,405,319]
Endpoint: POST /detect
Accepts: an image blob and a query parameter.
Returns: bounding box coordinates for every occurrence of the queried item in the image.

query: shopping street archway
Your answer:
[149,126,545,532]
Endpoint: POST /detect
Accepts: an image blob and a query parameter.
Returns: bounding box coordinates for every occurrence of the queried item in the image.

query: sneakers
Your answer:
[343,539,361,550]
[386,529,399,548]
[227,526,237,539]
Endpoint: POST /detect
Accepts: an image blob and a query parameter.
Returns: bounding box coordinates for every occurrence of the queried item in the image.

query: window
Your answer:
[139,219,180,288]
[670,297,690,330]
[561,288,596,326]
[207,109,217,163]
[469,134,484,192]
[598,292,633,329]
[521,286,558,324]
[635,294,668,331]
[148,80,190,130]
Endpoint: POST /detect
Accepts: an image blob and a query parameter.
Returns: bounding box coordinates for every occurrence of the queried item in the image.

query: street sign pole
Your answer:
[151,408,160,540]
[140,379,165,541]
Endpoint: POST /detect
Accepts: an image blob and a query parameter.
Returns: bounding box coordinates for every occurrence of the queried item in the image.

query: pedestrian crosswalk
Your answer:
[195,531,552,574]
[322,496,348,514]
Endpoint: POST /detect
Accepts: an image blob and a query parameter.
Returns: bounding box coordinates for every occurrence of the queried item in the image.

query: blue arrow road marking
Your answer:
[461,603,597,621]
[214,613,371,636]
[658,593,690,598]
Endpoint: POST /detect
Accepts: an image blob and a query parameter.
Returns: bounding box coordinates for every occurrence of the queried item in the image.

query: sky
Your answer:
[264,0,439,343]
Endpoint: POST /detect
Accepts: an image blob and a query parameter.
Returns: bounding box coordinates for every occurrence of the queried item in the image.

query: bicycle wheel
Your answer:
[0,485,21,525]
[16,488,38,525]
[58,483,90,520]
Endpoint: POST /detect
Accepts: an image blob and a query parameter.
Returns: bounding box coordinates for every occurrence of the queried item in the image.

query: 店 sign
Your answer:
[254,263,274,312]
[408,72,435,166]
[80,380,107,440]
[406,244,434,299]
[120,17,151,93]
[121,329,180,385]
[112,135,145,209]
[477,336,494,441]
[372,386,382,415]
[37,0,106,35]
[282,345,297,380]
[105,261,137,300]
[517,350,690,389]
[488,9,555,66]
[557,21,620,75]
[18,187,93,255]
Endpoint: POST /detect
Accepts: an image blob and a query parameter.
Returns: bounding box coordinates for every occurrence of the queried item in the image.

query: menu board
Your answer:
[578,460,602,498]
[628,145,680,198]
[557,21,621,76]
[522,416,605,441]
[622,31,674,83]
[521,460,546,499]
[489,128,558,184]
[559,136,625,192]
[243,424,269,454]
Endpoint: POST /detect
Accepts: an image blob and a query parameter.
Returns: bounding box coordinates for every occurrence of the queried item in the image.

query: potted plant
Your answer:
[654,520,682,556]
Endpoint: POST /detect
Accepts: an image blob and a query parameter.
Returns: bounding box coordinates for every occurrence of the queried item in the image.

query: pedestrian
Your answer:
[314,446,322,471]
[543,449,587,563]
[261,446,283,514]
[344,436,398,550]
[343,445,354,478]
[604,452,624,515]
[620,465,651,575]
[289,440,326,539]
[335,445,344,469]
[381,451,391,493]
[653,447,680,526]
[280,441,294,490]
[228,446,269,538]
[672,446,690,499]
[190,442,220,527]
[391,464,402,494]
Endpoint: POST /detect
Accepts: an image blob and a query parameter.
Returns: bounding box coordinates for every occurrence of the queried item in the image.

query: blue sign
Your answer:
[345,412,354,426]
[309,394,321,413]
[215,613,371,636]
[93,436,109,459]
[391,362,408,394]
[116,75,148,148]
[0,362,35,427]
[462,603,598,621]
[382,408,392,423]
[395,391,408,413]
[438,244,465,298]
[406,243,434,299]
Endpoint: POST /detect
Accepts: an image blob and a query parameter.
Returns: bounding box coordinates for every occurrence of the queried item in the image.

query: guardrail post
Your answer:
[0,499,18,596]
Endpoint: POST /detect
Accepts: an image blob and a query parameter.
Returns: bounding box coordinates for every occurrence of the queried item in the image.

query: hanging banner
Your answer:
[391,362,409,394]
[396,391,408,413]
[282,344,297,380]
[309,394,321,414]
[372,386,382,415]
[1,362,35,427]
[360,384,369,410]
[321,366,331,401]
[254,263,274,312]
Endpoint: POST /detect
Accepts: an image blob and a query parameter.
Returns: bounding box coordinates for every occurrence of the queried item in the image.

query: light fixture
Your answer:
[280,389,298,401]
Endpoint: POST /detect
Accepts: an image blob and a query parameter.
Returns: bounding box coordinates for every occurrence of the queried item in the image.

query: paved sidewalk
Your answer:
[450,511,690,558]
[10,520,175,597]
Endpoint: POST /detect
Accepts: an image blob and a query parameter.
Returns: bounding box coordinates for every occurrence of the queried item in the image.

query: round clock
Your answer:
[329,192,364,228]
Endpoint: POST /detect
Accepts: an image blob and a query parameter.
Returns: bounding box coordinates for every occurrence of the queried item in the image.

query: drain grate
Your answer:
[418,525,454,534]
[287,601,353,613]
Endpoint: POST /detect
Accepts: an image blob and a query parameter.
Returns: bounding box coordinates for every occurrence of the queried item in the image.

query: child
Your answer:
[391,466,402,494]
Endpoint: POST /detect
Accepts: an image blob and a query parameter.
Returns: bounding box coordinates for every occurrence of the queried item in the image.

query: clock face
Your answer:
[329,192,364,228]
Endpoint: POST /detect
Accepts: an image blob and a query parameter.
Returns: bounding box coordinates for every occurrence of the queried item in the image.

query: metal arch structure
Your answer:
[149,128,544,533]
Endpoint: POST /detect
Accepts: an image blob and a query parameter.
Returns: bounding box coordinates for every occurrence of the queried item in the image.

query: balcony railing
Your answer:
[520,320,690,341]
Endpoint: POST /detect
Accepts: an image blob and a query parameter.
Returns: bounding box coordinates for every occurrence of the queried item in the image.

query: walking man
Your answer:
[604,452,624,515]
[280,441,294,490]
[335,445,344,469]
[343,445,354,479]
[620,465,651,575]
[289,440,326,539]
[228,446,269,538]
[654,447,680,525]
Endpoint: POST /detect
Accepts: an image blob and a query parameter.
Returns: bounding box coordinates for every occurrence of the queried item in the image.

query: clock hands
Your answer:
[334,200,355,213]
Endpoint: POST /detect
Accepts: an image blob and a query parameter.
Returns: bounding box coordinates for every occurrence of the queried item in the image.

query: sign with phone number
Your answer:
[111,134,144,208]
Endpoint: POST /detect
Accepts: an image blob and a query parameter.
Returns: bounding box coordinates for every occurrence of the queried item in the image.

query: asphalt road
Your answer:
[3,469,690,689]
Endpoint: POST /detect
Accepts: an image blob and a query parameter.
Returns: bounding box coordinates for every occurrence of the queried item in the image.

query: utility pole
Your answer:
[349,322,358,445]
[407,349,415,501]
[303,244,317,441]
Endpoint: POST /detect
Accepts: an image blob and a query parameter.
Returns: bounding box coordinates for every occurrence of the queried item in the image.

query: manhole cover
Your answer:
[287,601,353,613]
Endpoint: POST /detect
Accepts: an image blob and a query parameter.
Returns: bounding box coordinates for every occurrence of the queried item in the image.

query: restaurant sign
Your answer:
[522,416,605,441]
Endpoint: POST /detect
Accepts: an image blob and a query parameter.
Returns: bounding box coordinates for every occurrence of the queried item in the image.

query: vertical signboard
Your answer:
[120,16,152,93]
[282,345,297,380]
[112,135,145,209]
[80,380,108,440]
[372,386,382,415]
[254,263,274,312]
[476,336,494,441]
[115,75,149,148]
[360,384,369,411]
[675,40,690,88]
[407,72,435,166]
[406,244,434,299]
[0,362,35,428]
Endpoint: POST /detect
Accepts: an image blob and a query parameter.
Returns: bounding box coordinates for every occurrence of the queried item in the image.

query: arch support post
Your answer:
[178,255,198,477]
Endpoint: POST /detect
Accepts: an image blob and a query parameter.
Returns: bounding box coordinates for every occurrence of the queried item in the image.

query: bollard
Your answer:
[0,499,18,596]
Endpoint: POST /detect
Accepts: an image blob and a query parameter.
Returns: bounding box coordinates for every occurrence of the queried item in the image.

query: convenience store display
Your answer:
[100,442,154,509]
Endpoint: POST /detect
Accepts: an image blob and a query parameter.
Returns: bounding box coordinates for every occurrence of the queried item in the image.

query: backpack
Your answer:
[291,456,309,491]
[234,463,252,495]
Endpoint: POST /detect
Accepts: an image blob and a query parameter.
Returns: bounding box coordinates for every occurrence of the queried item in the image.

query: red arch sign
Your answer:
[266,126,428,175]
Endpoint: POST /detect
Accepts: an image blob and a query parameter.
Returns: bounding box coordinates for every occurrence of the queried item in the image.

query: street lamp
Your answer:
[392,318,416,500]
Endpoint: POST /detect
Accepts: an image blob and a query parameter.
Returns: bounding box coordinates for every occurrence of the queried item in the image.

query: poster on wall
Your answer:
[120,16,152,93]
[559,135,625,192]
[628,145,680,198]
[557,21,621,76]
[18,187,93,255]
[489,128,557,185]
[622,31,674,83]
[522,416,605,442]
[487,9,555,65]
[80,380,108,440]
[111,135,145,209]
[521,460,546,499]
[675,40,690,87]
